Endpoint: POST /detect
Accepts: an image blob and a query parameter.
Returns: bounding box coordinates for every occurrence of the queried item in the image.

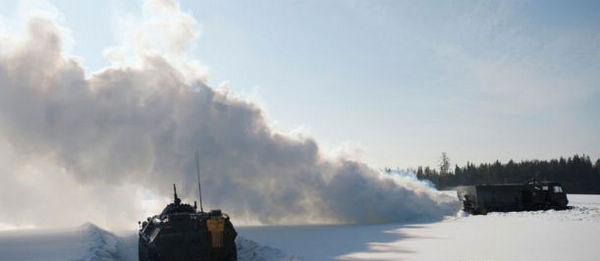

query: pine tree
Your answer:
[439,152,450,175]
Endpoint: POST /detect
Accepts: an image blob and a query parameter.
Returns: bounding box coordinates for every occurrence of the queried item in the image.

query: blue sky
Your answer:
[1,0,599,168]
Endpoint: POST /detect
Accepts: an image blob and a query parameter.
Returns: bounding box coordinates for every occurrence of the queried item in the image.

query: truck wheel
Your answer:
[479,208,488,215]
[543,202,551,210]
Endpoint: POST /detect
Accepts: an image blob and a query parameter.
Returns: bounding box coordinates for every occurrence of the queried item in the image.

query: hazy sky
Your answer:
[2,0,599,168]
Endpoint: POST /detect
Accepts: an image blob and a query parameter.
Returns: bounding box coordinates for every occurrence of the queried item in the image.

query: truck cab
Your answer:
[538,182,568,209]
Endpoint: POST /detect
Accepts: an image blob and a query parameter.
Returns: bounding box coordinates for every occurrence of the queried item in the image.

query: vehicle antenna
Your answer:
[173,184,181,205]
[195,150,204,213]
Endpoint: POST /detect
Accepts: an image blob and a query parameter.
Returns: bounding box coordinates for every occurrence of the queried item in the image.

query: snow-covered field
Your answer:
[236,194,600,261]
[1,194,598,261]
[337,194,600,261]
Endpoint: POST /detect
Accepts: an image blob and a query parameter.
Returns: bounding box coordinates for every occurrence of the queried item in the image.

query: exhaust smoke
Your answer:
[0,0,458,230]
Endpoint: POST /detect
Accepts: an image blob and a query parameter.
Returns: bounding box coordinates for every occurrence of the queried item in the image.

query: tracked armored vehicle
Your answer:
[138,184,237,261]
[457,180,568,215]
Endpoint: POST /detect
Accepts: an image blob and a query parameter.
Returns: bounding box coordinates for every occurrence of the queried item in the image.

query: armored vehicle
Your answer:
[138,184,237,261]
[457,181,568,215]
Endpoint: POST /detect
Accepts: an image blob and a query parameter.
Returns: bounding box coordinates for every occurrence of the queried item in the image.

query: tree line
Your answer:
[409,154,600,194]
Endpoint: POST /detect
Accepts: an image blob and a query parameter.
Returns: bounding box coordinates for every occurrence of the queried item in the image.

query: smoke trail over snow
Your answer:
[0,0,458,229]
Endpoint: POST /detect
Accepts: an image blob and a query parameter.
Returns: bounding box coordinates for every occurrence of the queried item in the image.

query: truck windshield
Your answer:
[553,186,563,193]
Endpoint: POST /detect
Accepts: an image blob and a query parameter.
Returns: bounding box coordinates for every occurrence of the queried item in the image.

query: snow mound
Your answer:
[236,236,302,261]
[75,223,121,261]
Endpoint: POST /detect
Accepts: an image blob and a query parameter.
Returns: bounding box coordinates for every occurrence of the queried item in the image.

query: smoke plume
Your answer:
[0,0,458,230]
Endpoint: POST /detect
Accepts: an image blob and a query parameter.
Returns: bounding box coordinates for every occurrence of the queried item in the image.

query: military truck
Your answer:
[457,181,568,215]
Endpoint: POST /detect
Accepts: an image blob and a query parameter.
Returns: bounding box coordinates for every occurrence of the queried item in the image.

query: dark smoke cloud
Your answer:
[0,1,458,229]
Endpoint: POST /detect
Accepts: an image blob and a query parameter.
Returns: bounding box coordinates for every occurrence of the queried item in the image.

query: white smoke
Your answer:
[0,0,458,230]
